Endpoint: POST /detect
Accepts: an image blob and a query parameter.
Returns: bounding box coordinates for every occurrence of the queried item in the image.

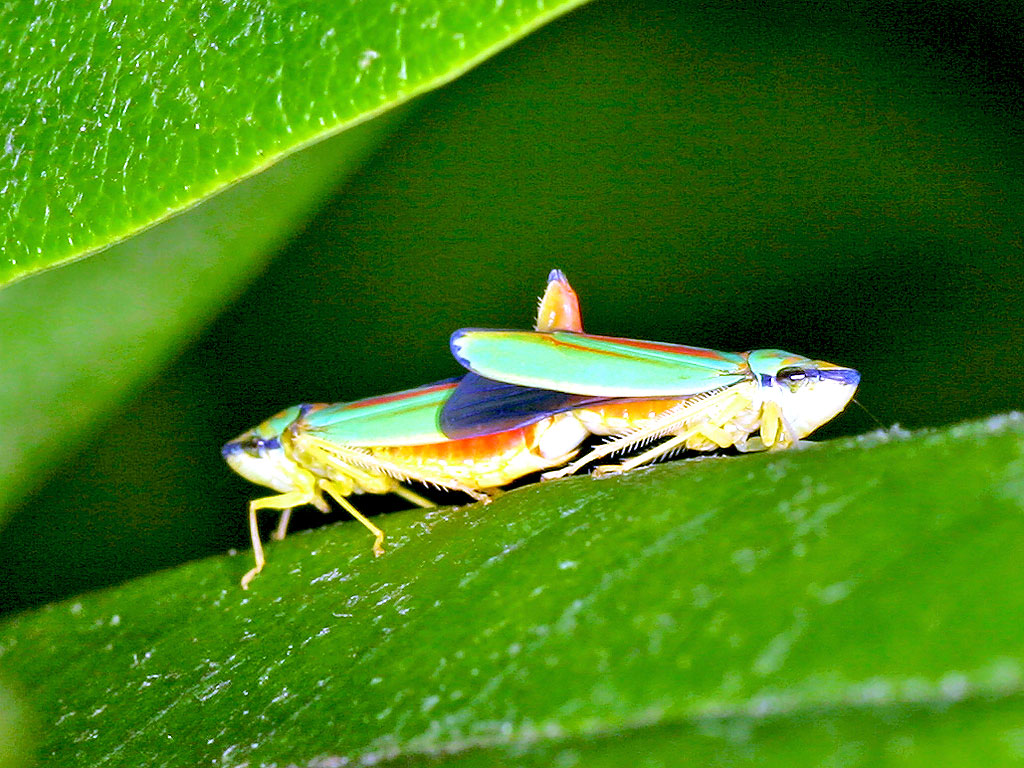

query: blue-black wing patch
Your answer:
[439,373,601,439]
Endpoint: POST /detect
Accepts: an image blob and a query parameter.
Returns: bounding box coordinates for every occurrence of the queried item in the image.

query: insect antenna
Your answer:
[851,398,885,429]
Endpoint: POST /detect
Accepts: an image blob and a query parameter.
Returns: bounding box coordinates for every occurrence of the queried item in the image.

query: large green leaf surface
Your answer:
[0,0,590,286]
[2,414,1022,766]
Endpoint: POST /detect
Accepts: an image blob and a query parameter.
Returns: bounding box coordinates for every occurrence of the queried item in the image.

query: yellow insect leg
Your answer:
[271,508,293,542]
[593,421,735,476]
[545,389,752,480]
[760,400,781,448]
[270,481,335,541]
[241,490,316,590]
[478,487,502,505]
[392,484,437,509]
[390,482,499,511]
[295,433,494,502]
[543,414,686,480]
[543,437,626,480]
[587,391,754,476]
[319,479,386,557]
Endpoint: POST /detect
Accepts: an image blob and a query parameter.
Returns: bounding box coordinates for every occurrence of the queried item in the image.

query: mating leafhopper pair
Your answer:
[224,271,858,587]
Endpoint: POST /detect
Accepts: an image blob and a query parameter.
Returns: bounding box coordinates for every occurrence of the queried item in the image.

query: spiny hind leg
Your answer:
[592,422,736,477]
[241,490,316,590]
[319,479,387,557]
[540,409,716,481]
[402,481,499,505]
[541,399,743,481]
[579,392,754,478]
[300,436,493,504]
[385,471,494,505]
[542,442,622,481]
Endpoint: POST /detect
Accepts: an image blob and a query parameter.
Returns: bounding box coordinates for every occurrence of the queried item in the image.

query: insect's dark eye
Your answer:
[777,366,818,387]
[240,437,265,457]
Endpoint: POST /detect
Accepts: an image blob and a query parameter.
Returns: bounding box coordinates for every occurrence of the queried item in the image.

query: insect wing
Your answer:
[450,330,749,397]
[536,269,583,332]
[299,378,460,447]
[439,372,605,439]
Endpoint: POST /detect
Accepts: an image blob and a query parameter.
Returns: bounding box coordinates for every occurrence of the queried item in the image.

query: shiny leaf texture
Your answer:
[0,117,395,519]
[0,0,590,286]
[1,415,1022,766]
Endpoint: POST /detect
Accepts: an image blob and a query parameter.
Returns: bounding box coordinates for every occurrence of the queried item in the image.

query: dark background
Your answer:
[2,0,1022,614]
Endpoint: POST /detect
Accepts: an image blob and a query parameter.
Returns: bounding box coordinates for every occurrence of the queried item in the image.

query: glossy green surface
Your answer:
[302,379,458,447]
[746,349,813,376]
[0,0,591,286]
[375,700,1024,767]
[451,330,749,396]
[2,415,1023,766]
[0,682,33,768]
[251,405,305,442]
[0,120,391,520]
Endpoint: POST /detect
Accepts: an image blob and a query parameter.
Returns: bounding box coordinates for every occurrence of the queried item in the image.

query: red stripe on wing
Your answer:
[340,381,458,410]
[587,335,731,361]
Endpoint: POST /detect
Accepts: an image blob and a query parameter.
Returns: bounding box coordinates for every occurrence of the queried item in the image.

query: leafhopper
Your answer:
[223,271,590,587]
[444,309,859,478]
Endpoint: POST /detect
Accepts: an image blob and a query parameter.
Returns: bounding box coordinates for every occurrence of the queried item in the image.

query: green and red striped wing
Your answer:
[449,330,749,397]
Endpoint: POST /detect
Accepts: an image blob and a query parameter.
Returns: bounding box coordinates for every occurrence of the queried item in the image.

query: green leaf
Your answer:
[0,115,396,519]
[2,415,1022,766]
[0,682,33,768]
[0,0,591,287]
